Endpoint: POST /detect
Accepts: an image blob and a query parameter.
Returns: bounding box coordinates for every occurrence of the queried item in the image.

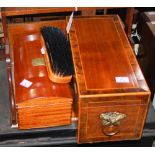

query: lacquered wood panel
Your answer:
[2,7,75,16]
[69,15,150,96]
[73,17,137,90]
[18,102,72,129]
[8,20,72,104]
[87,101,141,138]
[8,20,67,35]
[78,96,149,143]
[1,7,134,56]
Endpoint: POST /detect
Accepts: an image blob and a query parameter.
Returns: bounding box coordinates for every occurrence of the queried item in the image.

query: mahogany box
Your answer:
[7,20,73,129]
[69,15,150,144]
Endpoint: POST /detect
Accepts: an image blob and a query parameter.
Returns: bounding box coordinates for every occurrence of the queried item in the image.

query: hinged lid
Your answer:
[8,20,72,105]
[69,15,150,96]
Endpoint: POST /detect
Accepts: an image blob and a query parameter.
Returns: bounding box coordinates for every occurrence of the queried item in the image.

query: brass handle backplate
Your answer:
[100,112,127,136]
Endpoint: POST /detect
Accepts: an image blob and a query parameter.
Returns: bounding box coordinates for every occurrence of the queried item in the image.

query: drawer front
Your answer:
[78,100,148,143]
[17,102,72,129]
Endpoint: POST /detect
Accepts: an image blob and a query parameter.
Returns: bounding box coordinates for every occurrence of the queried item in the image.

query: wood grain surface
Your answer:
[69,15,150,96]
[7,14,150,143]
[69,15,150,144]
[73,17,137,90]
[8,20,73,129]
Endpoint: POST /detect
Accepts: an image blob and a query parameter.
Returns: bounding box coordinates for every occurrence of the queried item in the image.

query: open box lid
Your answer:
[69,15,150,96]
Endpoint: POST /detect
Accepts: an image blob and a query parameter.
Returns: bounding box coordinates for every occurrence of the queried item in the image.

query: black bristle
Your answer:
[41,26,74,77]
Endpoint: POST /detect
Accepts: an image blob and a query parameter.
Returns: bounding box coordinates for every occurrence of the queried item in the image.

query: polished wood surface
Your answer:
[69,15,149,96]
[69,15,150,144]
[8,20,73,129]
[8,20,71,103]
[2,7,75,16]
[18,101,72,129]
[78,95,149,143]
[1,7,134,45]
[87,101,144,139]
[6,13,149,142]
[73,17,137,90]
[1,7,122,17]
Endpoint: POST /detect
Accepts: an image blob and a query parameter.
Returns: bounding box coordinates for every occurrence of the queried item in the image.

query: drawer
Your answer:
[17,102,72,129]
[78,100,148,143]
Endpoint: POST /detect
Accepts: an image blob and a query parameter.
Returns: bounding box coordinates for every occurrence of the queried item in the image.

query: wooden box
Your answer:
[69,15,150,144]
[8,20,73,129]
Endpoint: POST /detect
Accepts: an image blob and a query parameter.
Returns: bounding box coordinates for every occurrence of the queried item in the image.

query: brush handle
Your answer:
[40,35,72,83]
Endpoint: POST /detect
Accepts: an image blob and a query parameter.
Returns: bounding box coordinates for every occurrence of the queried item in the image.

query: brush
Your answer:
[40,26,74,83]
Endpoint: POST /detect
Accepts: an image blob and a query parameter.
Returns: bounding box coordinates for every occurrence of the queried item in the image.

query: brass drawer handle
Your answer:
[100,112,127,136]
[102,126,119,136]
